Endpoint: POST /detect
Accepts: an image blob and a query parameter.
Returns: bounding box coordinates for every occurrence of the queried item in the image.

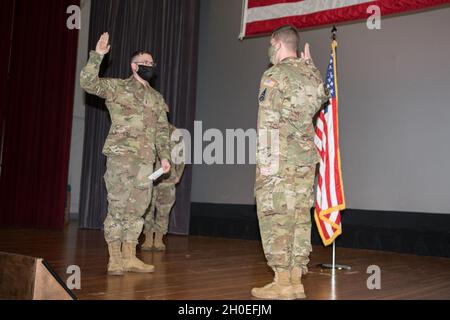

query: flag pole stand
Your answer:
[318,242,351,273]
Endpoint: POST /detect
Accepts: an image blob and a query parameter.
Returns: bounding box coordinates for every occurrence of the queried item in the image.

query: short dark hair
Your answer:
[271,25,300,51]
[131,50,152,63]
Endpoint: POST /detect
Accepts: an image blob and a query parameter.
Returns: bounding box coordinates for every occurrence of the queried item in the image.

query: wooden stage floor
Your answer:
[0,222,449,300]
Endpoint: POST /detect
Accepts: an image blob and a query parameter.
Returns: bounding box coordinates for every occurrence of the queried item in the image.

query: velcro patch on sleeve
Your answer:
[259,88,267,102]
[263,78,277,88]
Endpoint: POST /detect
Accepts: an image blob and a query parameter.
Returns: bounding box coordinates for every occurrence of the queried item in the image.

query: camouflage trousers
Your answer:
[255,165,316,272]
[103,155,154,245]
[144,183,176,235]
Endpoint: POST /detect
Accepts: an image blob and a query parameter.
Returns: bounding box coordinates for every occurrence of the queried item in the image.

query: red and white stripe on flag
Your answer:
[239,0,450,38]
[314,40,346,246]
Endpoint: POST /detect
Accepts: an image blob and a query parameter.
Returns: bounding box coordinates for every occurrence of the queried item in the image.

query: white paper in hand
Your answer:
[149,168,165,181]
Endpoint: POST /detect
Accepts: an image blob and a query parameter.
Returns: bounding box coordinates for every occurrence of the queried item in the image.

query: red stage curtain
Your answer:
[0,0,79,228]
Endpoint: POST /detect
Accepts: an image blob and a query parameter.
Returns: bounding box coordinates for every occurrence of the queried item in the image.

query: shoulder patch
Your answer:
[262,78,277,88]
[259,88,267,102]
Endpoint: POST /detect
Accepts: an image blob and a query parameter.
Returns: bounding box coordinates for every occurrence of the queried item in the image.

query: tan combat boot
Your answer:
[290,266,306,299]
[141,232,154,251]
[107,242,124,276]
[251,269,296,300]
[153,232,166,251]
[122,242,155,273]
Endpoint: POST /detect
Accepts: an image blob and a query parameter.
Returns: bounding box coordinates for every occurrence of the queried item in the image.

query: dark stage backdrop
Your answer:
[0,0,79,228]
[0,0,15,144]
[79,0,200,234]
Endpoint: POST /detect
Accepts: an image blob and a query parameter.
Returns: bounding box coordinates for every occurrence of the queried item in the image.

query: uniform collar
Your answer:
[279,56,300,65]
[126,75,150,90]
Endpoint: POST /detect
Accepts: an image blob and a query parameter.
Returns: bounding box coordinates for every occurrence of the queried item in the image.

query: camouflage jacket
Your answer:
[154,124,186,185]
[80,51,171,162]
[257,57,329,173]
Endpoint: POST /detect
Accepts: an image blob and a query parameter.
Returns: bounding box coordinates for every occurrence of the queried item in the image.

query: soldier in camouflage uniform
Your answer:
[253,26,329,300]
[142,124,186,252]
[80,33,172,276]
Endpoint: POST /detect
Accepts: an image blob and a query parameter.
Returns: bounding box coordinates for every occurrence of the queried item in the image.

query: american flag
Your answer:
[314,40,346,246]
[240,0,450,38]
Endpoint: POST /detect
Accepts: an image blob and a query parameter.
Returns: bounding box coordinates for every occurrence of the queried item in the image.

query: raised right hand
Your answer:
[96,32,111,55]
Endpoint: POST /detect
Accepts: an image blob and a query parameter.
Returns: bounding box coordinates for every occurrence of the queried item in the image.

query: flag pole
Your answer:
[238,0,249,40]
[331,25,337,41]
[318,26,351,273]
[332,241,336,272]
[319,241,351,271]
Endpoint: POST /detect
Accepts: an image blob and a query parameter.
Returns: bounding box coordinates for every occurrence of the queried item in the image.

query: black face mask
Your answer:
[137,65,155,83]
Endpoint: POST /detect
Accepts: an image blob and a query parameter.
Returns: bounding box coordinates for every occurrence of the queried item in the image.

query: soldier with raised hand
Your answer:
[80,32,172,276]
[142,123,186,252]
[253,26,329,300]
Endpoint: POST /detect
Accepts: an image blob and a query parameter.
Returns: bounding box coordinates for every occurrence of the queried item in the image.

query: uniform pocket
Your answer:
[135,163,154,190]
[272,191,287,213]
